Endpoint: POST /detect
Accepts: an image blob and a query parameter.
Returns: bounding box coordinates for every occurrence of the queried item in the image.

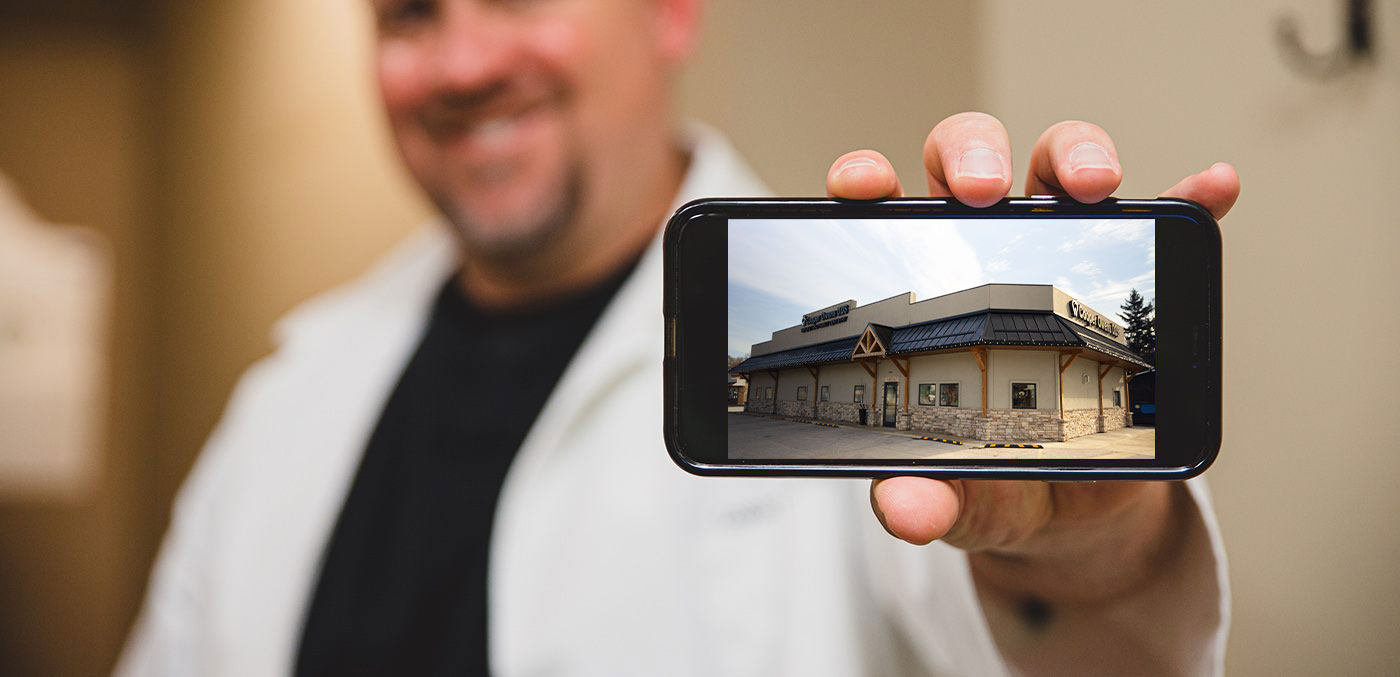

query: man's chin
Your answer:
[437,177,582,263]
[455,220,563,261]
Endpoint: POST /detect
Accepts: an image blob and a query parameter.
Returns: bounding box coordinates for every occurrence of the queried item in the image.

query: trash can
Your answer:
[858,407,868,426]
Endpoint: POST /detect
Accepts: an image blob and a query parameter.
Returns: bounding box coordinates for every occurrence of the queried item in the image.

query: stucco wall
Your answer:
[907,352,983,409]
[1061,356,1099,410]
[774,367,812,401]
[987,349,1058,411]
[745,371,775,397]
[814,361,869,404]
[1061,360,1129,412]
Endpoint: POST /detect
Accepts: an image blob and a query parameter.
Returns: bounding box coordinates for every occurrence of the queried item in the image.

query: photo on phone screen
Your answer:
[725,218,1157,462]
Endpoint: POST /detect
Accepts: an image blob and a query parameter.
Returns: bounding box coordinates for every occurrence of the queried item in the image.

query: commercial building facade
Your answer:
[730,284,1151,442]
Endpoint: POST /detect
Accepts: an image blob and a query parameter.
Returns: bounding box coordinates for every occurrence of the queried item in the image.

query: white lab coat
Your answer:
[118,123,1230,676]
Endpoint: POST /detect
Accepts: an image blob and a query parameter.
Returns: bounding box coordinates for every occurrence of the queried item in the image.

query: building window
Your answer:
[939,383,960,407]
[854,385,864,404]
[918,383,936,406]
[1012,382,1037,409]
[1112,389,1122,407]
[797,386,807,401]
[820,385,830,402]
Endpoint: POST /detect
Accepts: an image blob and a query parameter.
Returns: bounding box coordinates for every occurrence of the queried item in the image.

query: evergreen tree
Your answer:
[1119,289,1156,365]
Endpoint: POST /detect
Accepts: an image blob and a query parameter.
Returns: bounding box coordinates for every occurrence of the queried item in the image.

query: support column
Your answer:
[891,358,910,413]
[769,369,780,415]
[1124,369,1135,428]
[873,358,881,425]
[1058,350,1080,422]
[808,365,820,418]
[971,347,988,418]
[1097,363,1112,433]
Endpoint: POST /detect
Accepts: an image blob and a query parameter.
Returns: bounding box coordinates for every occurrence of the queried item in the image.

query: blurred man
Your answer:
[120,0,1239,674]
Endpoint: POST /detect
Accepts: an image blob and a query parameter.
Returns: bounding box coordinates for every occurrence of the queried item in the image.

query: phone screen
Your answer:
[725,218,1157,462]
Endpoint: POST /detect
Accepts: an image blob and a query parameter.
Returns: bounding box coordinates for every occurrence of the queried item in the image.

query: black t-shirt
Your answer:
[295,263,635,676]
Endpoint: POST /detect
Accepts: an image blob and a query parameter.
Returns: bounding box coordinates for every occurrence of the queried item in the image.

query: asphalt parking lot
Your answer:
[727,413,1154,461]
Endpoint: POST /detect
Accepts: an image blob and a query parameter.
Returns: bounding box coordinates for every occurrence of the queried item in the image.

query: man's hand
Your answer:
[825,112,1239,606]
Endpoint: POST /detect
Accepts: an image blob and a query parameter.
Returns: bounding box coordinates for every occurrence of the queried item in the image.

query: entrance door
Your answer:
[883,382,898,428]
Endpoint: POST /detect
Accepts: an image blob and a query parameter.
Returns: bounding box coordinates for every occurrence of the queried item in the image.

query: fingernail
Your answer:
[956,147,1006,180]
[1068,142,1115,172]
[837,156,880,177]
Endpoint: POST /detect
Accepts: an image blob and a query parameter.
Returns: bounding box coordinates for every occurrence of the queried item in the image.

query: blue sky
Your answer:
[728,218,1154,357]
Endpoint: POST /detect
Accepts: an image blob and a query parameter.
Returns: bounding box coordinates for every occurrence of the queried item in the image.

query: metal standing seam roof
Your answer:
[729,310,1151,373]
[1065,324,1153,369]
[727,334,861,372]
[867,323,894,351]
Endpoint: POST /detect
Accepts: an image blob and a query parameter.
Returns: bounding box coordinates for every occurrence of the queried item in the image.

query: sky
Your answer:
[727,218,1154,357]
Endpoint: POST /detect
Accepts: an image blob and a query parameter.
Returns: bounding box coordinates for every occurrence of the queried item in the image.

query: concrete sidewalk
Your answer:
[727,412,1153,460]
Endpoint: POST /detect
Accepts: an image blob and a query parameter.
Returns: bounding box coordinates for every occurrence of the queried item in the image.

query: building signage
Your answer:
[801,304,850,332]
[1067,299,1121,338]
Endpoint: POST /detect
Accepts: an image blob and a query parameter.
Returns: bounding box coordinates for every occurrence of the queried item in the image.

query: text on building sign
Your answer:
[801,304,850,332]
[1068,299,1121,337]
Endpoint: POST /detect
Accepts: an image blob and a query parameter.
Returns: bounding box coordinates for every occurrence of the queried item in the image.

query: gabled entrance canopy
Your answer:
[850,323,892,359]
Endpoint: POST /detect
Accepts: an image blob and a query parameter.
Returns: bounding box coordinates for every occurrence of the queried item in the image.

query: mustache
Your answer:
[416,80,563,131]
[427,81,513,115]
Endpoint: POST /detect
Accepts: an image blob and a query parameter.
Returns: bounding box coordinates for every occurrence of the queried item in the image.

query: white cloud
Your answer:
[996,233,1024,255]
[1053,275,1085,300]
[1058,219,1150,253]
[1074,270,1156,317]
[1071,260,1102,276]
[986,258,1011,273]
[728,219,985,315]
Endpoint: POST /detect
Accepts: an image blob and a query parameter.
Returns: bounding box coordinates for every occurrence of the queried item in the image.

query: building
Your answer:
[729,284,1151,442]
[726,375,748,407]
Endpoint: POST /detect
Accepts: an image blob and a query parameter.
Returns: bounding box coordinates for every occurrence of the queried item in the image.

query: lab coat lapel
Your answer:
[487,123,773,672]
[214,229,459,675]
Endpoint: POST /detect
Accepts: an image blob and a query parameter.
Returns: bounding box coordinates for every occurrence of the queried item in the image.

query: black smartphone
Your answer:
[663,197,1221,480]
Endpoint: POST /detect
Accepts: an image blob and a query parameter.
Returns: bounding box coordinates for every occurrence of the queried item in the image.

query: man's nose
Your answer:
[428,3,521,92]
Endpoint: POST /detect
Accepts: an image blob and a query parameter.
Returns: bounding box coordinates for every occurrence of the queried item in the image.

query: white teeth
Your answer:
[472,115,518,148]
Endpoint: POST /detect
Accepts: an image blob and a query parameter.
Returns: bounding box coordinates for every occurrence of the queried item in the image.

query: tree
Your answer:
[1119,289,1155,365]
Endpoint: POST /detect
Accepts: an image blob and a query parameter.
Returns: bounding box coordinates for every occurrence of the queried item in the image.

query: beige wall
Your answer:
[1061,357,1124,411]
[0,21,151,676]
[908,352,984,409]
[747,371,775,400]
[759,349,1125,414]
[978,1,1400,672]
[987,350,1058,411]
[146,0,432,514]
[679,0,979,196]
[816,362,869,404]
[775,367,815,402]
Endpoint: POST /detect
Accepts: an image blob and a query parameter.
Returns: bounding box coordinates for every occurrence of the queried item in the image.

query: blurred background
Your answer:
[1,0,1397,674]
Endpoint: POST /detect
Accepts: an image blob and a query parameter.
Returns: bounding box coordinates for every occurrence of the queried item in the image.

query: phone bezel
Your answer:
[663,197,1221,480]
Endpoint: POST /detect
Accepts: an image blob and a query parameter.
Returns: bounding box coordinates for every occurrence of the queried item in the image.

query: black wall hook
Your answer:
[1276,0,1374,80]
